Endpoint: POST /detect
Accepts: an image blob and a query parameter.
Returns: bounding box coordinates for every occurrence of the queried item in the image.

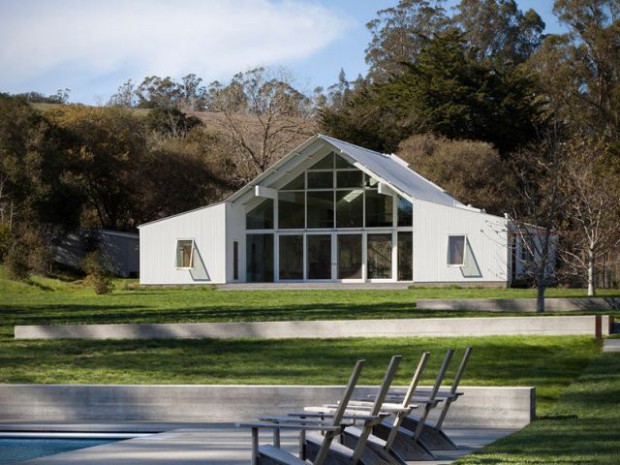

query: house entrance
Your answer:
[301,233,363,282]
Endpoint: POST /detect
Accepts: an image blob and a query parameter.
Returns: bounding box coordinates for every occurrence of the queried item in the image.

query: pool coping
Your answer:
[1,423,522,465]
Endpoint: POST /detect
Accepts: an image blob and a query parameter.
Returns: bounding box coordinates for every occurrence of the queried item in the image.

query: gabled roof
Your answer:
[318,135,464,208]
[228,134,466,209]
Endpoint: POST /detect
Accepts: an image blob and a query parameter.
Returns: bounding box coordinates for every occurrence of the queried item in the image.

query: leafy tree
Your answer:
[0,94,82,230]
[135,130,237,222]
[130,74,208,111]
[322,30,548,154]
[50,106,147,230]
[135,75,180,109]
[530,0,620,138]
[108,79,137,107]
[397,133,518,215]
[365,0,450,80]
[455,0,546,65]
[178,73,208,111]
[144,107,202,138]
[319,76,408,153]
[398,29,548,154]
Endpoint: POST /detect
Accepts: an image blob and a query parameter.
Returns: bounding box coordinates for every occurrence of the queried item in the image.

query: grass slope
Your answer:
[0,335,599,416]
[1,269,618,342]
[456,351,620,465]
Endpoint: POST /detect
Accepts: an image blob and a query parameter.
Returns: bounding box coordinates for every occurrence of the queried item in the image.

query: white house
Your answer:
[139,134,516,286]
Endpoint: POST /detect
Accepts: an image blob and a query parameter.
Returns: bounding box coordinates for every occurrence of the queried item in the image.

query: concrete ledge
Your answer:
[0,384,535,429]
[15,315,611,340]
[603,339,620,352]
[417,297,620,312]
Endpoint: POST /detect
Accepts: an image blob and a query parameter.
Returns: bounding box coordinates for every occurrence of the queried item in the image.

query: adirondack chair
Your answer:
[371,348,455,461]
[339,352,432,465]
[238,359,365,465]
[398,346,473,450]
[303,355,403,465]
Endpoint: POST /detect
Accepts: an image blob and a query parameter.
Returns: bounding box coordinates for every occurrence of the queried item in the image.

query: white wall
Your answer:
[412,200,509,284]
[226,202,246,282]
[139,203,227,285]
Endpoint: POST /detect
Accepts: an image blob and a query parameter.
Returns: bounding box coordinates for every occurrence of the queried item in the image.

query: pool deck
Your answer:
[2,423,519,465]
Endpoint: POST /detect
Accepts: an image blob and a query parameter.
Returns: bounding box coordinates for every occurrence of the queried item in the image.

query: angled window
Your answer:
[448,235,466,266]
[176,239,195,268]
[246,199,274,230]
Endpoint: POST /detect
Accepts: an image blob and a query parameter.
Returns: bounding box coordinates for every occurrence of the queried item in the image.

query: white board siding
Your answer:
[225,203,246,282]
[412,200,509,284]
[139,203,227,285]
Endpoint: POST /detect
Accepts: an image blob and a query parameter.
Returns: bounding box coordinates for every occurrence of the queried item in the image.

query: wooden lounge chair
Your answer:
[372,348,455,461]
[339,352,431,465]
[398,346,473,450]
[238,359,365,465]
[303,355,403,465]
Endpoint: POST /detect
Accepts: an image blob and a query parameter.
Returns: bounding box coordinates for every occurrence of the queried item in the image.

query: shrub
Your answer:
[22,228,54,276]
[4,244,29,281]
[0,224,11,261]
[82,251,113,294]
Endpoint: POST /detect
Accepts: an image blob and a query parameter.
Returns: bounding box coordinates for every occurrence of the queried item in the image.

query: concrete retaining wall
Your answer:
[15,315,611,340]
[0,384,535,429]
[417,297,620,312]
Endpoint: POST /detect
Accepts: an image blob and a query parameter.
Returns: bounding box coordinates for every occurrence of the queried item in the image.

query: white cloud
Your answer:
[0,0,350,92]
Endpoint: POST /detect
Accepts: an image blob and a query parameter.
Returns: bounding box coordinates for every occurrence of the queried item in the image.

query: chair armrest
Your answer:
[237,422,344,432]
[259,415,353,426]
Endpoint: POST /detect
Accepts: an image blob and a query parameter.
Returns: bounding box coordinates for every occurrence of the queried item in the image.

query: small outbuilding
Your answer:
[139,134,519,286]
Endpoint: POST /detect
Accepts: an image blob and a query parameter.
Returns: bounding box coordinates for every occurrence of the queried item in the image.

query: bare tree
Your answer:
[208,68,316,184]
[560,137,620,296]
[509,127,566,312]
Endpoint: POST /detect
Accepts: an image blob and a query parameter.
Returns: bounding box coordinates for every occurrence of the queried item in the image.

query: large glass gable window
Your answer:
[278,192,305,229]
[247,200,273,230]
[248,151,415,231]
[244,150,415,282]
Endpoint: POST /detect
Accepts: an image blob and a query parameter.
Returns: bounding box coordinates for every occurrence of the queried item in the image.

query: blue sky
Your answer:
[0,0,566,105]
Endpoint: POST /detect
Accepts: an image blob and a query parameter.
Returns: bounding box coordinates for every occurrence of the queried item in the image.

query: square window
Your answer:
[337,170,364,188]
[307,171,333,189]
[448,236,465,266]
[176,239,194,268]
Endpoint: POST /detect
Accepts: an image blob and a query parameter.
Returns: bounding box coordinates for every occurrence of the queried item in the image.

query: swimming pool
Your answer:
[0,432,144,464]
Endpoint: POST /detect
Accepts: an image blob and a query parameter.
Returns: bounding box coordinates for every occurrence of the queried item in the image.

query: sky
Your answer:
[0,0,567,105]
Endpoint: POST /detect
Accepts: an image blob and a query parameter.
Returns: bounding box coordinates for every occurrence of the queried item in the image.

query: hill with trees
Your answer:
[1,0,619,295]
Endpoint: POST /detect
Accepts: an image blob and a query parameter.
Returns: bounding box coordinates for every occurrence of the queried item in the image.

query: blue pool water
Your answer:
[0,437,119,464]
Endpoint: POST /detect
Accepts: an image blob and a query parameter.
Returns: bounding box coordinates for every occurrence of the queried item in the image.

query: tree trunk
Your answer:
[587,247,596,297]
[536,283,546,313]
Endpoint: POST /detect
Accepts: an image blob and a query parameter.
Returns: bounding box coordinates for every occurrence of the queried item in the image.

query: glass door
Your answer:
[307,234,332,280]
[337,234,363,280]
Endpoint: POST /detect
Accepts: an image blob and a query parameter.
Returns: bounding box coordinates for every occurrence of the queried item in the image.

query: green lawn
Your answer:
[456,351,620,465]
[1,268,618,463]
[1,269,619,342]
[0,335,600,416]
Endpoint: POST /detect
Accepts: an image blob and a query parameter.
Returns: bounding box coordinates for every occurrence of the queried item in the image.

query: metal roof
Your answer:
[317,134,465,208]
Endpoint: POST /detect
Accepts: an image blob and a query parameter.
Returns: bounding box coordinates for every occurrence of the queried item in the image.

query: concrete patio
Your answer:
[8,423,520,465]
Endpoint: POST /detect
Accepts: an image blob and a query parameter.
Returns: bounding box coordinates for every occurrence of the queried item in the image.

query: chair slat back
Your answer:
[384,352,430,450]
[313,359,365,465]
[412,348,454,440]
[436,346,473,428]
[351,355,401,464]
